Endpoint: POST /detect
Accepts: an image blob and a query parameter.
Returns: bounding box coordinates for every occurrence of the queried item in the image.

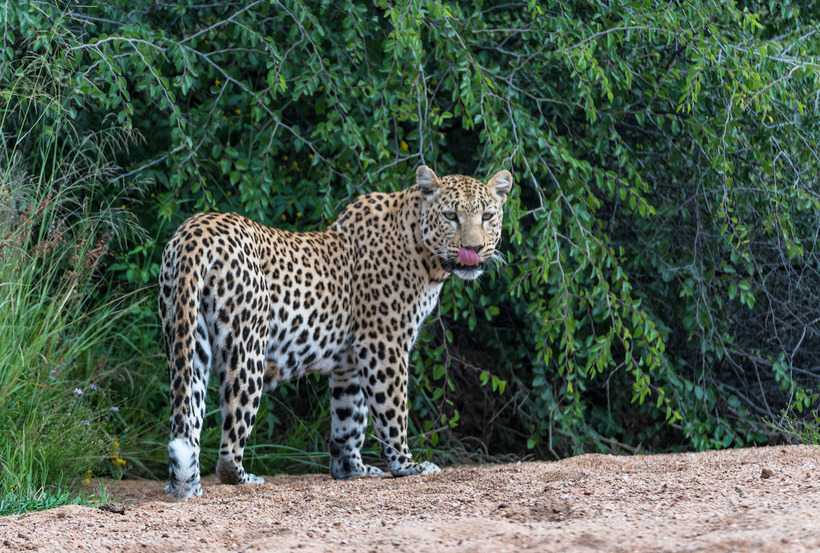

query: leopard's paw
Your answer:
[390,460,441,477]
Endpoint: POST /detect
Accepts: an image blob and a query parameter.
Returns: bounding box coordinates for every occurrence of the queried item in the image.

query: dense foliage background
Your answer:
[2,0,819,511]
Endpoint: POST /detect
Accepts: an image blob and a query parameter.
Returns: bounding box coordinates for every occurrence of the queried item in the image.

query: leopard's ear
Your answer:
[416,165,442,200]
[487,170,513,205]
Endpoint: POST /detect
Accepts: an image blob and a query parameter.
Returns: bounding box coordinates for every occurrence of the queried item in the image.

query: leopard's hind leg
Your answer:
[212,287,268,487]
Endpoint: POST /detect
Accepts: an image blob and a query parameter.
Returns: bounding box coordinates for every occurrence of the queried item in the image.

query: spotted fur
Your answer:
[159,166,513,501]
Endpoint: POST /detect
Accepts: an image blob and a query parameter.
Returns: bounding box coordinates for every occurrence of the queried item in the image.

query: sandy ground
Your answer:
[0,445,818,552]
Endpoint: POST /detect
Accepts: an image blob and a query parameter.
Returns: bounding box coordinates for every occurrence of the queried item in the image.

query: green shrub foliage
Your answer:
[4,0,819,465]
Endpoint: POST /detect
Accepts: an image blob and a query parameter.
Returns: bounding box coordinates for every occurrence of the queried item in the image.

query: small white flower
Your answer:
[73,388,83,395]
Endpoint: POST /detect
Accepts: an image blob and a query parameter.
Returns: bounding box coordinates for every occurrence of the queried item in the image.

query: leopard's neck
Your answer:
[396,186,450,285]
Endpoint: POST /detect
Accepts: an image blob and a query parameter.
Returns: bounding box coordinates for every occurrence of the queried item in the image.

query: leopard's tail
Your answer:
[160,235,211,502]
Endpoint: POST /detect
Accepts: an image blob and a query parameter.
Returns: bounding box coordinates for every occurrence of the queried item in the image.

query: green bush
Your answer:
[2,0,819,499]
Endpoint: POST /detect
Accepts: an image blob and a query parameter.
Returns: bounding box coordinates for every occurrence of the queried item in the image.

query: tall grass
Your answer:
[0,182,126,513]
[0,29,135,514]
[767,410,820,446]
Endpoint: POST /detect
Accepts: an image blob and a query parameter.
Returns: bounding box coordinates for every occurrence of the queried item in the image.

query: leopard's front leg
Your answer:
[359,343,440,477]
[328,356,385,479]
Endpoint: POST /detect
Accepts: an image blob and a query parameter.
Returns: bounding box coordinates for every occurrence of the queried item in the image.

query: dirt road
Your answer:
[1,445,818,552]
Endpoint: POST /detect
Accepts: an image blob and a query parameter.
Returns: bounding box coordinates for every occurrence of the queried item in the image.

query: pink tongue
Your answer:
[458,248,481,266]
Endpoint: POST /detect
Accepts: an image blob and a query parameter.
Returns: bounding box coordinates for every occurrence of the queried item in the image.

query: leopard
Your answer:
[158,165,513,501]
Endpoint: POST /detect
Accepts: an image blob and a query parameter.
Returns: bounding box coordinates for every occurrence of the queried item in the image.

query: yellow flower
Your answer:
[234,108,241,115]
[150,192,155,198]
[291,161,298,170]
[345,163,350,169]
[215,79,222,85]
[283,155,288,161]
[281,214,286,221]
[297,212,302,218]
[400,140,409,151]
[117,458,126,467]
[309,154,314,159]
[82,470,92,485]
[120,205,126,209]
[227,191,232,196]
[114,441,119,448]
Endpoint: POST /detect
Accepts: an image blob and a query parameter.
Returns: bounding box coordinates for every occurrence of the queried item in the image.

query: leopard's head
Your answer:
[417,165,513,281]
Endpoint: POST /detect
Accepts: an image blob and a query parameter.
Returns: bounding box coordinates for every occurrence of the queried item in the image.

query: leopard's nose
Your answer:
[463,244,484,254]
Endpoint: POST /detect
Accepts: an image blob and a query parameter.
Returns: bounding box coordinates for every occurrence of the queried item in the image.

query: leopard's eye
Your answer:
[482,212,495,222]
[443,212,458,221]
